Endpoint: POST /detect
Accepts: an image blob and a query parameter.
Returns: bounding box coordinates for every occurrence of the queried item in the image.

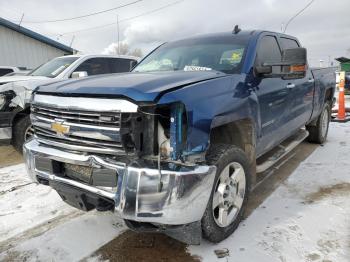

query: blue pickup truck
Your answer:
[24,30,335,244]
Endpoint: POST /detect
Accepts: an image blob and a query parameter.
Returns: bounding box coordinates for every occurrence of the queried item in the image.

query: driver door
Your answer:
[255,35,297,156]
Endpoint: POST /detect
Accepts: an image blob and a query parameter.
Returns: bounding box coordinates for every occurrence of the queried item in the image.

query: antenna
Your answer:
[233,25,241,34]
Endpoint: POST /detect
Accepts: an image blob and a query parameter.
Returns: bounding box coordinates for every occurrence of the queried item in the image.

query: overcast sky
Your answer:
[1,0,349,66]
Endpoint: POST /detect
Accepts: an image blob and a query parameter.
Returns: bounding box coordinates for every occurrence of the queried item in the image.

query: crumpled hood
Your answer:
[35,71,228,102]
[0,78,62,108]
[0,75,48,84]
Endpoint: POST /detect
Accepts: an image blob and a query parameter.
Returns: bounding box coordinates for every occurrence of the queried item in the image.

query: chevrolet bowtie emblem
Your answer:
[51,122,70,135]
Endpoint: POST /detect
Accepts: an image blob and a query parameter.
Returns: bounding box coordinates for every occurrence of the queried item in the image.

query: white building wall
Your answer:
[0,25,69,69]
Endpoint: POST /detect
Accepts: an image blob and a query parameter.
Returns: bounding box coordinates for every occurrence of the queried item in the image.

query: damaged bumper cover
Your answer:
[0,112,14,141]
[24,139,216,226]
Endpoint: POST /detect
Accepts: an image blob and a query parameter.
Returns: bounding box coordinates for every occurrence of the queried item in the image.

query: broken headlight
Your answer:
[156,103,187,161]
[0,94,6,110]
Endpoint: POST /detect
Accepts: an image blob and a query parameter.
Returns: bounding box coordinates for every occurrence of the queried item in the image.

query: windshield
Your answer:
[30,57,78,78]
[133,36,248,74]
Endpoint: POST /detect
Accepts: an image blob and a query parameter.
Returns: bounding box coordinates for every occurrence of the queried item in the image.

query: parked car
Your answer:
[3,71,31,77]
[0,66,29,77]
[0,54,138,151]
[24,31,335,244]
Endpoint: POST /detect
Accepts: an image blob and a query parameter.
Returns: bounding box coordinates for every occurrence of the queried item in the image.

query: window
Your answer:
[280,37,299,50]
[74,58,111,76]
[30,57,78,78]
[109,58,135,73]
[133,36,249,74]
[0,69,14,76]
[256,36,282,74]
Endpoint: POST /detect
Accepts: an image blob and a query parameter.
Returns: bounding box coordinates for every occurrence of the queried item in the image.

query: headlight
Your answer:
[0,94,6,110]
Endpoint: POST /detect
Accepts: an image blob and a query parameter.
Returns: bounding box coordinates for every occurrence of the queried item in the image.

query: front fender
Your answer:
[157,74,259,156]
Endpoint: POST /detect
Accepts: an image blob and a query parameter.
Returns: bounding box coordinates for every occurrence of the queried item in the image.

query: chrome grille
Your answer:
[30,95,138,155]
[32,105,121,128]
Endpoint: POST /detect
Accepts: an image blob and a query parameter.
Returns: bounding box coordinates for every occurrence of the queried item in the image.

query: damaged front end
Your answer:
[24,94,216,244]
[0,82,35,142]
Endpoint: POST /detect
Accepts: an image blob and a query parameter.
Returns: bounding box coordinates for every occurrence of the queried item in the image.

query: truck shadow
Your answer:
[91,142,318,262]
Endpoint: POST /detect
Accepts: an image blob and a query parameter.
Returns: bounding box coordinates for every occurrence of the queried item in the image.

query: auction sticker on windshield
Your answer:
[184,65,212,71]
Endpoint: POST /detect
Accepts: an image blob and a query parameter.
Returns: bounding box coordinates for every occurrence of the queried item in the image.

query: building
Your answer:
[335,57,350,72]
[0,17,74,69]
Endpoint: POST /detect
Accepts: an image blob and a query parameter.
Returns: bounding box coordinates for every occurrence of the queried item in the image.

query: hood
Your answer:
[0,75,48,84]
[35,71,228,102]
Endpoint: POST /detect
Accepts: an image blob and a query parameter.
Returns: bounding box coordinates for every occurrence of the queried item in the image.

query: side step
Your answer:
[256,129,309,173]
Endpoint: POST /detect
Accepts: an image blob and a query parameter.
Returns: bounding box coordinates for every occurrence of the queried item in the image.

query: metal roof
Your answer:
[0,17,75,54]
[335,57,350,63]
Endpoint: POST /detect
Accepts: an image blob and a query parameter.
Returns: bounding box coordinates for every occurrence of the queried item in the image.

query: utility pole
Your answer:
[19,13,24,27]
[117,15,120,55]
[70,35,75,47]
[283,0,315,33]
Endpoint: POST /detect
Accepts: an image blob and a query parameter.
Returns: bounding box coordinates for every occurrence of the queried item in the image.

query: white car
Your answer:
[0,66,30,77]
[0,54,139,152]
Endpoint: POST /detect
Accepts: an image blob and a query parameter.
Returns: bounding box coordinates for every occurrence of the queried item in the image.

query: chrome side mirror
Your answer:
[71,71,88,79]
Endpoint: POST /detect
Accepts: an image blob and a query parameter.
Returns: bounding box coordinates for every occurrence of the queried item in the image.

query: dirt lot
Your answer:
[0,146,22,168]
[0,122,349,262]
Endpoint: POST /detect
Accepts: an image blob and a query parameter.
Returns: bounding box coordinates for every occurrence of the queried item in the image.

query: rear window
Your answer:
[280,37,299,49]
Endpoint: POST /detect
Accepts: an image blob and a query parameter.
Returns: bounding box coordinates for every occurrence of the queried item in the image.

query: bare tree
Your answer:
[129,48,143,58]
[118,43,130,55]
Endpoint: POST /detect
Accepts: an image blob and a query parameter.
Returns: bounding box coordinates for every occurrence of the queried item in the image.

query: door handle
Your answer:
[286,83,295,89]
[308,78,315,83]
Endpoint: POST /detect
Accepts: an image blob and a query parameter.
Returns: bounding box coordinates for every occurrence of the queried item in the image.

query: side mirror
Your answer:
[281,48,307,79]
[71,71,88,79]
[255,65,272,75]
[258,47,307,79]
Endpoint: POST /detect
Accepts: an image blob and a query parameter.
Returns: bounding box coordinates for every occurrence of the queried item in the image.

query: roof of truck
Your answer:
[62,54,140,61]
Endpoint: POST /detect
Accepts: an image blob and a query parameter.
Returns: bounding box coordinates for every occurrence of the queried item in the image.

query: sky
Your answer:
[1,0,349,66]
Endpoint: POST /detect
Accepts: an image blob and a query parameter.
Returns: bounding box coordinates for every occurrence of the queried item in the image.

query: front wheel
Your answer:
[306,103,331,144]
[202,144,251,243]
[12,115,34,154]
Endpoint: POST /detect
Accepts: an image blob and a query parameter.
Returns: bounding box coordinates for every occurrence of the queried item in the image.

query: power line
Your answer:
[14,0,142,23]
[55,0,184,36]
[283,0,315,33]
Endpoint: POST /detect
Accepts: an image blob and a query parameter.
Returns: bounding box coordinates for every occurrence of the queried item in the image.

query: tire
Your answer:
[306,102,331,144]
[202,144,251,243]
[12,115,33,154]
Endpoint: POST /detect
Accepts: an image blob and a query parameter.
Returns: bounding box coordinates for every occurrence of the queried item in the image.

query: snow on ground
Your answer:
[0,165,125,261]
[0,122,349,261]
[0,164,77,243]
[189,123,350,261]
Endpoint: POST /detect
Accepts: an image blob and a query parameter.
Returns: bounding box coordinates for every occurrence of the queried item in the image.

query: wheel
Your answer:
[306,102,331,144]
[202,144,251,243]
[12,115,34,154]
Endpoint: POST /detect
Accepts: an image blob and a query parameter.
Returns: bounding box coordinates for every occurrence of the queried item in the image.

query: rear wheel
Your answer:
[13,115,33,154]
[306,103,331,144]
[202,144,251,243]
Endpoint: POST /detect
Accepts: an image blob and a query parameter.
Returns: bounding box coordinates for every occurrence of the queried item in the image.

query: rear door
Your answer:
[255,35,297,155]
[279,37,314,129]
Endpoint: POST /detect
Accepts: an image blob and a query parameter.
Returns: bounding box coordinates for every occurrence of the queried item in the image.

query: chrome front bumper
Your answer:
[24,139,216,225]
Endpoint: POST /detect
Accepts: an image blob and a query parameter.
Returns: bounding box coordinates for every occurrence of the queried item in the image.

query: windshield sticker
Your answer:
[184,65,212,71]
[51,65,66,76]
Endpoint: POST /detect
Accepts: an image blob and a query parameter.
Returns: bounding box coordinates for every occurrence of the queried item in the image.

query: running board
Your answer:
[256,129,309,173]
